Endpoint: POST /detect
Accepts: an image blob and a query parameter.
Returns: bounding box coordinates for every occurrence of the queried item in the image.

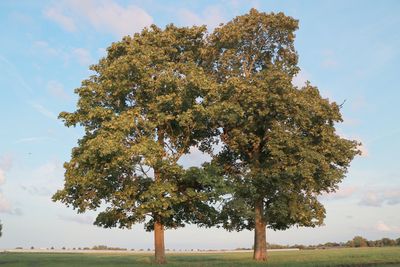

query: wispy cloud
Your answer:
[321,49,339,68]
[0,193,21,215]
[15,137,50,144]
[45,0,153,37]
[0,55,33,94]
[44,7,76,32]
[0,193,11,213]
[0,153,14,185]
[359,189,400,207]
[47,80,70,100]
[321,186,357,201]
[375,221,400,233]
[33,41,62,57]
[0,169,5,186]
[21,185,52,197]
[72,48,92,66]
[0,154,13,171]
[178,6,225,30]
[29,102,57,120]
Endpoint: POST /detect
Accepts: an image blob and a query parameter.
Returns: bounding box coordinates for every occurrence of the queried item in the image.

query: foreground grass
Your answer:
[1,247,400,266]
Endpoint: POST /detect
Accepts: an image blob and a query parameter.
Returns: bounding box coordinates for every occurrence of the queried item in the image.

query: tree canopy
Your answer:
[53,24,222,264]
[54,8,359,264]
[205,8,360,261]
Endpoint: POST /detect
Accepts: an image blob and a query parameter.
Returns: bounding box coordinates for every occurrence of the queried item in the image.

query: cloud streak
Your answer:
[30,102,57,120]
[44,7,77,32]
[178,6,225,30]
[359,189,400,207]
[321,186,357,201]
[45,0,153,37]
[375,221,400,233]
[47,80,70,100]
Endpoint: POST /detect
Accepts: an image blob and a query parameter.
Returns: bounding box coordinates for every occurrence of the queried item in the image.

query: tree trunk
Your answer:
[253,199,267,261]
[154,219,166,264]
[153,129,166,264]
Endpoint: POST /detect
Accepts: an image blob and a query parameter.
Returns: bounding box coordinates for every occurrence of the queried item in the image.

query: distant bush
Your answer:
[92,245,127,251]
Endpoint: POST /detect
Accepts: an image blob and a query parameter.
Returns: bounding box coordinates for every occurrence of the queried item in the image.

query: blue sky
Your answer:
[1,0,400,250]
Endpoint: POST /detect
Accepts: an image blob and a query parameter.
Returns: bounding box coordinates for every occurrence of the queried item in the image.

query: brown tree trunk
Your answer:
[253,199,267,261]
[153,129,166,264]
[154,219,166,264]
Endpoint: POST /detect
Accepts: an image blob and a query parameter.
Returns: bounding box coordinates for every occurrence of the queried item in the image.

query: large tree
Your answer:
[206,9,360,261]
[53,24,221,264]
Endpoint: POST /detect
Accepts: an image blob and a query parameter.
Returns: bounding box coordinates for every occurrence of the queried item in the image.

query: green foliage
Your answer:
[53,24,220,231]
[0,220,2,237]
[349,236,368,247]
[206,9,360,231]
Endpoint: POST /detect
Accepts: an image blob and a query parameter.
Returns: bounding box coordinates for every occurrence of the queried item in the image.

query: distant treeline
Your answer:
[16,236,400,251]
[91,245,127,251]
[263,236,400,250]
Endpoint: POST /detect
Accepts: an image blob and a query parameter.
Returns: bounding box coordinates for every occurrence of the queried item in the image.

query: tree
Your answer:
[53,24,221,264]
[0,221,2,237]
[206,9,360,261]
[381,238,396,246]
[352,236,368,247]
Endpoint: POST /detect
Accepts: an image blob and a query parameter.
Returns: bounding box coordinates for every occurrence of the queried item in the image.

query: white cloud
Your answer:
[321,186,357,200]
[0,169,5,185]
[0,192,11,213]
[359,192,381,207]
[33,161,60,177]
[375,221,400,233]
[332,186,357,199]
[23,160,64,196]
[359,188,400,207]
[72,48,92,66]
[33,41,60,56]
[383,190,400,205]
[376,221,391,232]
[46,0,153,37]
[178,6,225,30]
[44,7,76,32]
[47,80,70,100]
[0,154,13,171]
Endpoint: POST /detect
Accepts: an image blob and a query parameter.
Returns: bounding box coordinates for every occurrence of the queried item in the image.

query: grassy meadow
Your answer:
[1,247,400,266]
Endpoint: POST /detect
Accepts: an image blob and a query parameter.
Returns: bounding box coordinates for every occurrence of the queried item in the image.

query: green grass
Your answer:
[1,247,400,266]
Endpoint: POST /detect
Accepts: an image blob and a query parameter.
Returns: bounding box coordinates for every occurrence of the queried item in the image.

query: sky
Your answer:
[0,0,400,250]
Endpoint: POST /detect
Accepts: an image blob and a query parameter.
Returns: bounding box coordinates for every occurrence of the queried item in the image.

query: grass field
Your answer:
[1,247,400,266]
